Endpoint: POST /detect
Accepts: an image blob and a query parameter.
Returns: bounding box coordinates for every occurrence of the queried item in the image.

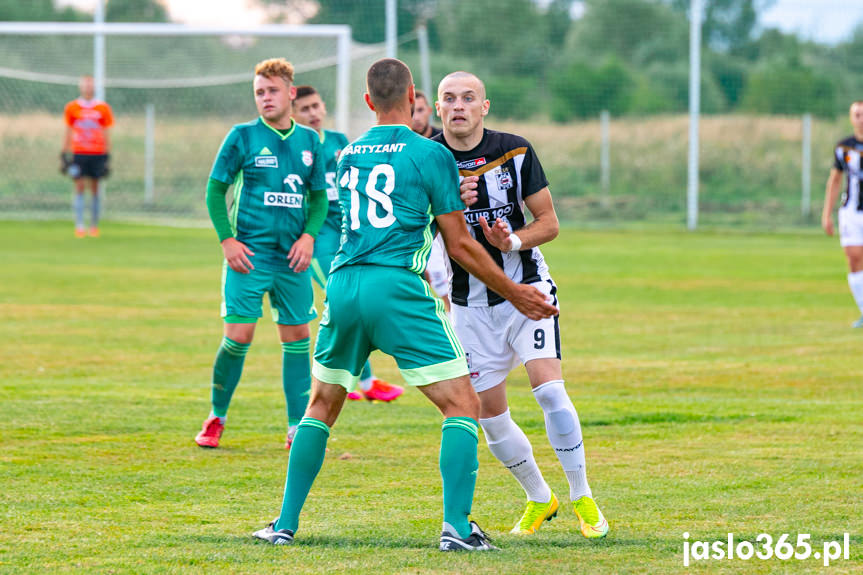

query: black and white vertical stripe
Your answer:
[435,130,551,307]
[835,137,863,211]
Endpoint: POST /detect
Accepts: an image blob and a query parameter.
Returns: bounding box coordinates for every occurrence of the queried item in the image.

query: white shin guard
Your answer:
[479,409,551,503]
[533,380,592,500]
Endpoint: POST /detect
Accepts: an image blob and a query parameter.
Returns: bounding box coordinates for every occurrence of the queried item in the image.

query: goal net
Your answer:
[0,23,385,223]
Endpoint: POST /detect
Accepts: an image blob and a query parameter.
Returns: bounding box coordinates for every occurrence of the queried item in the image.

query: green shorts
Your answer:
[221,262,316,325]
[312,265,467,391]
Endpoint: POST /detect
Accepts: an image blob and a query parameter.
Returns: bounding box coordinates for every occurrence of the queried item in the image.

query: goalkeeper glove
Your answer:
[60,151,73,176]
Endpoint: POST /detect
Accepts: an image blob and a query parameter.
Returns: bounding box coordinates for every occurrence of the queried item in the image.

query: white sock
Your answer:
[359,376,374,391]
[480,410,551,503]
[533,380,592,500]
[848,271,863,314]
[74,193,85,229]
[91,190,101,227]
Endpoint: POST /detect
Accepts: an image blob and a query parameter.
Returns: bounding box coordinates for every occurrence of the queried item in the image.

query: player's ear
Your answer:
[434,99,441,117]
[408,84,416,107]
[289,85,297,100]
[364,92,376,112]
[481,99,490,117]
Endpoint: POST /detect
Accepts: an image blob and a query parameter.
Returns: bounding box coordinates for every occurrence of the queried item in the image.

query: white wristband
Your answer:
[507,233,522,252]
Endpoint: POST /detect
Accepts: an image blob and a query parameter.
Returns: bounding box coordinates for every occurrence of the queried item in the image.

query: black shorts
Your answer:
[71,154,109,179]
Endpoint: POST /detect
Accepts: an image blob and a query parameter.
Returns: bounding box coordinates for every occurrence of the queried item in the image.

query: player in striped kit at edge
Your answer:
[433,71,609,538]
[823,100,863,327]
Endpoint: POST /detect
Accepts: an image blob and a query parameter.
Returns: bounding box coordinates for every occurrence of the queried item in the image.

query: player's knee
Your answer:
[457,392,480,420]
[443,385,480,420]
[306,394,341,426]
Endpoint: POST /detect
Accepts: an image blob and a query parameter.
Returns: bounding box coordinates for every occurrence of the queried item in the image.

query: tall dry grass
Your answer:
[0,112,850,226]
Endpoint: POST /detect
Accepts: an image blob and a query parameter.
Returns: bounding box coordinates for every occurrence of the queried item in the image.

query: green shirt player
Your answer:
[194,58,328,450]
[291,84,404,403]
[253,58,558,551]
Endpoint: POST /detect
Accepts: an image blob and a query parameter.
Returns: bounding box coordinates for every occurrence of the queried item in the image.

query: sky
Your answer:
[56,0,863,45]
[759,0,863,43]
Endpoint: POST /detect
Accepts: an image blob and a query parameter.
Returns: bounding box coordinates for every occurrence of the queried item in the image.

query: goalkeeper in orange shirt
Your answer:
[62,75,114,238]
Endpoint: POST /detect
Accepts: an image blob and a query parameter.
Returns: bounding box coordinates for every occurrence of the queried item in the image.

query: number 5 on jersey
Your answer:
[340,164,397,229]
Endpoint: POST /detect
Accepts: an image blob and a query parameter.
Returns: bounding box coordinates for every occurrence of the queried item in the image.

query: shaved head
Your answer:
[366,58,414,112]
[438,71,486,100]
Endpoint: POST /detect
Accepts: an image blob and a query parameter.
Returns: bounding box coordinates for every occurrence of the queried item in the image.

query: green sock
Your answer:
[210,336,250,418]
[281,338,311,427]
[440,417,479,539]
[359,360,372,381]
[276,416,330,532]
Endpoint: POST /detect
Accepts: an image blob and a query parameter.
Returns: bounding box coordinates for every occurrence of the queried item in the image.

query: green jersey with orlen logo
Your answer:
[331,124,463,274]
[315,129,351,258]
[210,117,326,271]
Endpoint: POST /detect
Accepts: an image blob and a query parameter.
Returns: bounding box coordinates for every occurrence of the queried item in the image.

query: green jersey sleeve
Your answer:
[425,143,464,216]
[309,135,327,192]
[205,177,233,242]
[209,127,245,185]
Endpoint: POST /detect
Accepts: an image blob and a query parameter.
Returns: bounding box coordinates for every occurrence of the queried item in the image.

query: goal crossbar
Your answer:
[0,22,352,133]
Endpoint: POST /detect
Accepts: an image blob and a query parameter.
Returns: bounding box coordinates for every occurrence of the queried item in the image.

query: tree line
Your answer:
[4,0,860,121]
[308,0,862,121]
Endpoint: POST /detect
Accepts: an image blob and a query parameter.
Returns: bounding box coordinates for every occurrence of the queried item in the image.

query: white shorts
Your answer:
[451,279,560,393]
[426,234,450,298]
[839,207,863,247]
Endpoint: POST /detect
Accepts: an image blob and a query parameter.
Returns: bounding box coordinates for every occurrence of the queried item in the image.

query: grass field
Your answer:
[2,221,862,574]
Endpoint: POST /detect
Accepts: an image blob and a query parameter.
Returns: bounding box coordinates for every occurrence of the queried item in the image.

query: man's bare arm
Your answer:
[822,168,843,236]
[62,126,73,153]
[436,210,557,320]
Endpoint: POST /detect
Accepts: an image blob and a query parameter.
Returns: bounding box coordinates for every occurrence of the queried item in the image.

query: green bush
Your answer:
[641,62,727,114]
[549,57,633,122]
[484,75,537,120]
[707,54,748,108]
[741,65,838,117]
[627,75,676,114]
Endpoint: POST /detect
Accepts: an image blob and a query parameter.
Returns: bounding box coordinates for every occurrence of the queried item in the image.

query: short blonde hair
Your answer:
[255,58,294,86]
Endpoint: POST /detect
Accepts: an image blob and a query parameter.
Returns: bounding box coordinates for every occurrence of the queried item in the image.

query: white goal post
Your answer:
[0,21,359,222]
[0,22,352,134]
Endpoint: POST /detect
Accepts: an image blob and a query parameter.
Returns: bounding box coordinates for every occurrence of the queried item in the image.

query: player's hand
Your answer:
[508,283,558,321]
[288,233,314,272]
[222,237,255,273]
[103,153,111,178]
[479,216,514,251]
[822,213,834,236]
[460,176,480,207]
[60,151,72,175]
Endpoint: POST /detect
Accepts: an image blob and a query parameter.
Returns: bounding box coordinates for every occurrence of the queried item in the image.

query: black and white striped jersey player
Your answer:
[823,100,863,328]
[432,71,608,538]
